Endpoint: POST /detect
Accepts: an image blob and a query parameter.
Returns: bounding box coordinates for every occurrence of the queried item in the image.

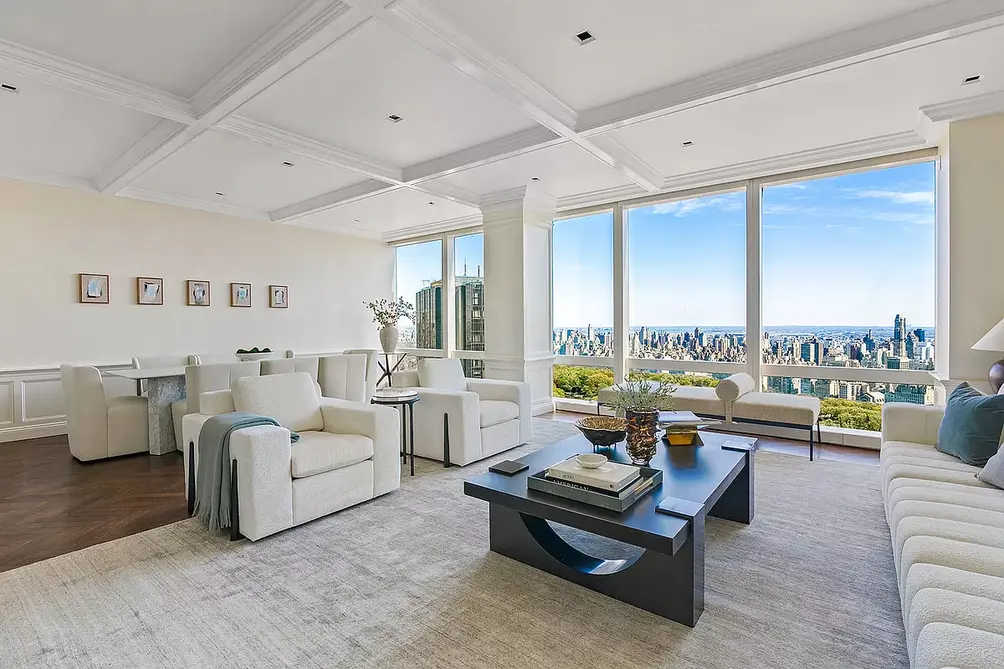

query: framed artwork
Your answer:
[79,273,109,304]
[230,282,252,308]
[187,280,211,306]
[269,285,288,309]
[137,277,163,305]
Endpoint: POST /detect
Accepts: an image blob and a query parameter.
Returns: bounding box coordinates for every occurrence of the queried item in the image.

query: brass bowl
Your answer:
[575,416,627,448]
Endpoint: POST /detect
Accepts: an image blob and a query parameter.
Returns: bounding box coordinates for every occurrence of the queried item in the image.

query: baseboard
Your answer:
[531,397,555,416]
[0,421,67,443]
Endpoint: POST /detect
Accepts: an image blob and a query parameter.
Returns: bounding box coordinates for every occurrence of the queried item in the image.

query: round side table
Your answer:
[371,391,420,476]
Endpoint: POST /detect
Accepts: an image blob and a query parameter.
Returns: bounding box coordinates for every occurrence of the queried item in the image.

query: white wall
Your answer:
[939,113,1004,389]
[0,178,393,440]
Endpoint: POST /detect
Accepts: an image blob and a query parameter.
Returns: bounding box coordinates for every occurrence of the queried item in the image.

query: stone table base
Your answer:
[147,376,185,455]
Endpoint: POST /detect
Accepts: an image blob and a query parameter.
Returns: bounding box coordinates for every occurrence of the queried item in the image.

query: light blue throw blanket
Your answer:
[195,412,299,533]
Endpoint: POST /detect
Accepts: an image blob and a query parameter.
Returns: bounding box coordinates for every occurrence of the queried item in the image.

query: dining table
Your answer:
[106,366,187,455]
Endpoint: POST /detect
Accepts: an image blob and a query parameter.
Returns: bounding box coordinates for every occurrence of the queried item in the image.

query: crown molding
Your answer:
[920,88,1004,124]
[556,184,646,212]
[0,164,95,192]
[95,120,193,193]
[219,116,403,183]
[403,126,563,184]
[660,131,930,192]
[289,217,386,240]
[117,187,271,220]
[270,179,398,222]
[382,213,483,242]
[0,39,194,123]
[577,0,1004,135]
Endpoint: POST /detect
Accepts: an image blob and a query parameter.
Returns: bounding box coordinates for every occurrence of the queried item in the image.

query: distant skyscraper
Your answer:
[893,314,908,357]
[913,327,926,343]
[415,280,443,349]
[456,269,484,378]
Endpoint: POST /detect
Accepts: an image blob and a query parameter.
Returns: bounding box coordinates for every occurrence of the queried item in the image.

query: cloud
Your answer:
[848,189,935,205]
[772,182,808,190]
[650,193,743,217]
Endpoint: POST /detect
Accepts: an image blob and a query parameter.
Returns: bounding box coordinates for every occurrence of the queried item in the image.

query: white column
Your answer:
[745,181,763,389]
[481,186,557,415]
[612,202,629,383]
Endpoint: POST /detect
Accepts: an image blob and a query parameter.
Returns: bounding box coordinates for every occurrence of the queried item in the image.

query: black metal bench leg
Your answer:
[817,419,822,447]
[808,425,814,462]
[229,459,240,541]
[187,441,196,516]
[443,412,451,468]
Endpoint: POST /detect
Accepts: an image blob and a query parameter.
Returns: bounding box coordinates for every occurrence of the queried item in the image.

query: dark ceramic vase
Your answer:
[624,408,659,465]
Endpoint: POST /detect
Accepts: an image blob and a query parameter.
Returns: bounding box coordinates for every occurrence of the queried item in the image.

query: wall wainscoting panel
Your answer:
[0,366,134,443]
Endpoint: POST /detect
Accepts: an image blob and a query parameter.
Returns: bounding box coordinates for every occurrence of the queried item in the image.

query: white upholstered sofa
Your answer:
[183,373,400,541]
[880,402,1004,668]
[60,364,150,461]
[391,358,530,467]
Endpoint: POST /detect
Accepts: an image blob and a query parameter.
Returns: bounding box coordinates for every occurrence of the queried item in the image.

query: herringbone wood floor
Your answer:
[0,435,187,573]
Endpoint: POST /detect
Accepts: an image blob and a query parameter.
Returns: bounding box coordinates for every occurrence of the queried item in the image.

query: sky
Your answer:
[398,161,937,330]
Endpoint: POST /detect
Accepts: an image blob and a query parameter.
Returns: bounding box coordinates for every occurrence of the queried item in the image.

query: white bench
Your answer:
[596,373,822,460]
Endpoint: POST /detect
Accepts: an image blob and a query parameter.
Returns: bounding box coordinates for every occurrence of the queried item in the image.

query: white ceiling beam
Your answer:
[0,39,194,123]
[96,0,377,195]
[577,0,1004,136]
[0,163,96,192]
[379,0,663,193]
[403,126,563,184]
[920,87,1004,124]
[271,179,398,222]
[94,120,194,193]
[405,181,480,209]
[218,115,403,183]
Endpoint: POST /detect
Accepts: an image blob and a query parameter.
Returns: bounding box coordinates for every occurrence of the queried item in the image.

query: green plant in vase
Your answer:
[606,374,676,465]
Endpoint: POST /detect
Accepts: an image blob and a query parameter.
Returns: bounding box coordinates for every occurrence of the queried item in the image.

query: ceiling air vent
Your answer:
[387,114,403,123]
[962,74,982,85]
[575,30,595,46]
[281,161,295,167]
[681,141,694,148]
[1,83,18,94]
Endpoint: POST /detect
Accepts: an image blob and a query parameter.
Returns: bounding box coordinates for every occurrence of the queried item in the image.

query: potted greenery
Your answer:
[605,375,676,464]
[364,297,414,353]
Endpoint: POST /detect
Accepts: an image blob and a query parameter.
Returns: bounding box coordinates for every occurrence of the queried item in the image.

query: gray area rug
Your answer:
[0,419,906,668]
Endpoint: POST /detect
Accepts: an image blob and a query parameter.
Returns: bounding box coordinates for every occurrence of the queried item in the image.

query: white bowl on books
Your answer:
[575,453,608,469]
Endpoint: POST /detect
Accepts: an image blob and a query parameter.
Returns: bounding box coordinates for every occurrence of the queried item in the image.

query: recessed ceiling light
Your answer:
[215,192,226,197]
[0,83,18,94]
[682,141,694,148]
[428,201,435,205]
[575,30,595,45]
[281,161,295,167]
[962,74,982,85]
[387,114,403,123]
[531,177,540,182]
[354,219,360,223]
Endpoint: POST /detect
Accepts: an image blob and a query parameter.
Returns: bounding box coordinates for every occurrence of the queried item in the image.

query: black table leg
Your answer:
[408,401,415,477]
[488,504,705,627]
[709,447,755,524]
[400,403,406,463]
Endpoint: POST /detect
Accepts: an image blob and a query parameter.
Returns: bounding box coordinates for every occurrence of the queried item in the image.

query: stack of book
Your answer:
[526,456,662,512]
[659,411,721,446]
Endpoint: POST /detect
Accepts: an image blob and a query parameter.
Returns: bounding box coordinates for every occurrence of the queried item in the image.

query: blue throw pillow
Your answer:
[936,382,1004,466]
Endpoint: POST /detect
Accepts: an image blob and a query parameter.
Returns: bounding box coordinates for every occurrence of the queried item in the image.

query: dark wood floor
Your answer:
[0,435,187,574]
[544,410,880,466]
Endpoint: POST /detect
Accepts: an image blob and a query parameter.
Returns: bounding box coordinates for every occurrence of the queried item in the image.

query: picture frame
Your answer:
[79,273,109,304]
[269,284,288,309]
[136,277,163,305]
[187,280,211,307]
[230,282,252,308]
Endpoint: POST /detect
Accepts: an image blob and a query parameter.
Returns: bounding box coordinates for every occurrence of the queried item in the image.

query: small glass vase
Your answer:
[624,408,659,465]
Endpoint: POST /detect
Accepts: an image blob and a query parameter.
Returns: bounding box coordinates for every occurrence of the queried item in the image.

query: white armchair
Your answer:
[391,358,531,467]
[182,373,400,541]
[60,365,150,461]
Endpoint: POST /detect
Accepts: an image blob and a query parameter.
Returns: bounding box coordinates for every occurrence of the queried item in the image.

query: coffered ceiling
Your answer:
[0,0,1002,240]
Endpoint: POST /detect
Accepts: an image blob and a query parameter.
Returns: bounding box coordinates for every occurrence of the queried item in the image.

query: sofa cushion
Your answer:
[232,373,323,433]
[290,431,374,478]
[732,392,820,426]
[936,382,1004,466]
[715,373,756,402]
[980,444,1004,490]
[418,358,467,392]
[479,400,519,428]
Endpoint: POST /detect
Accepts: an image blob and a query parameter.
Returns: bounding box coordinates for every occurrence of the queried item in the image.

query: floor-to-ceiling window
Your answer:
[551,211,614,400]
[454,232,485,378]
[626,189,747,387]
[760,161,937,430]
[395,240,443,351]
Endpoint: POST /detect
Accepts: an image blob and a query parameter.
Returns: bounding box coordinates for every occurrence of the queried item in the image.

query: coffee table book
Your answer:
[527,466,663,513]
[546,456,640,491]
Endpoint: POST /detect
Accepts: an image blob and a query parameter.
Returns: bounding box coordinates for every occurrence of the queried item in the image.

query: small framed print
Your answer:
[231,282,252,308]
[137,277,163,305]
[269,285,288,309]
[187,280,211,306]
[79,273,109,304]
